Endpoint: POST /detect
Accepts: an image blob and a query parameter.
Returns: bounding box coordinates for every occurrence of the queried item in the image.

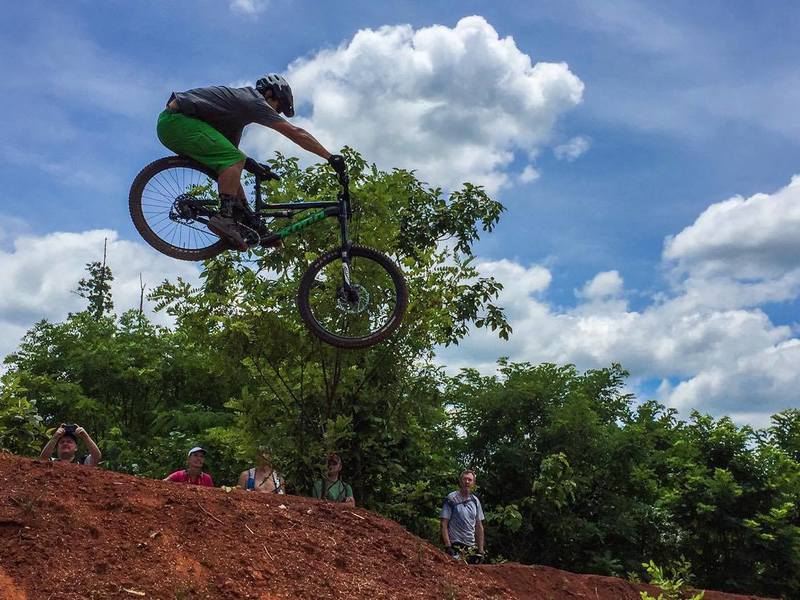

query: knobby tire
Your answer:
[297,246,408,349]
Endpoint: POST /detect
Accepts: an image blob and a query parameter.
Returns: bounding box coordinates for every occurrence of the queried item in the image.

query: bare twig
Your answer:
[138,273,146,315]
[253,354,292,416]
[195,501,224,525]
[348,511,365,520]
[245,524,255,535]
[263,544,273,561]
[266,356,300,404]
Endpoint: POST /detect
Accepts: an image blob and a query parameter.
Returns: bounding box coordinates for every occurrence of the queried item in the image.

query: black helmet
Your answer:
[256,73,294,117]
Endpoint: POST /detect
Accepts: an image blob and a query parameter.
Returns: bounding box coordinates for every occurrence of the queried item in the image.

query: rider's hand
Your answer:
[328,154,346,175]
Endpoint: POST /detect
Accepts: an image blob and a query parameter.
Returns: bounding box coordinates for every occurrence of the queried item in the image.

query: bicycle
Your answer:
[128,155,408,349]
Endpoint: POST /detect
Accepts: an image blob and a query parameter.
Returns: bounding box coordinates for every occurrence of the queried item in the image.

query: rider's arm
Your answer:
[266,120,332,160]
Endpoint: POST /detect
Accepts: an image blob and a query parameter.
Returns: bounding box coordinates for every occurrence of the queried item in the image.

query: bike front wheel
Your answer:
[297,246,408,349]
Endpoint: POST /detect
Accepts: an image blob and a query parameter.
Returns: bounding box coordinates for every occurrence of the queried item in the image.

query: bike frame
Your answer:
[250,167,354,285]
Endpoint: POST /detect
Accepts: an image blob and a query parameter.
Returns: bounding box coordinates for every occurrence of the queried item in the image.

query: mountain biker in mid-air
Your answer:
[156,73,346,250]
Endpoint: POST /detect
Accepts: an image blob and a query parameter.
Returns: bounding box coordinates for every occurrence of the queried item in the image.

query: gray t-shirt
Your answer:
[170,86,286,146]
[440,491,485,546]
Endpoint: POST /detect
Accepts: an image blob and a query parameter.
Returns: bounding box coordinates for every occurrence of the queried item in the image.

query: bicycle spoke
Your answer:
[135,163,230,252]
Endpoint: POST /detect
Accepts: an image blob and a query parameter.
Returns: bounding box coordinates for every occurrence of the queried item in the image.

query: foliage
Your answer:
[447,360,800,597]
[639,559,704,600]
[1,148,508,502]
[75,250,114,318]
[0,372,46,455]
[143,148,509,505]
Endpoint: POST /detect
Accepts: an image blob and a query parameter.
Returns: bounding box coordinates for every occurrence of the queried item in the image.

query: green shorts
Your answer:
[156,110,245,174]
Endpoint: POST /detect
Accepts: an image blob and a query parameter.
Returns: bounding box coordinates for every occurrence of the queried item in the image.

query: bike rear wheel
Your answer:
[297,246,408,349]
[129,156,228,261]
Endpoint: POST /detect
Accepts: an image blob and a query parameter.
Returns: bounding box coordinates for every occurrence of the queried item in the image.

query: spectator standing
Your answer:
[164,447,214,487]
[40,423,102,467]
[311,453,354,505]
[238,450,285,494]
[440,470,485,564]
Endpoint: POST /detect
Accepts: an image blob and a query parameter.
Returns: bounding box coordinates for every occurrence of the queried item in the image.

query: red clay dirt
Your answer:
[0,453,771,600]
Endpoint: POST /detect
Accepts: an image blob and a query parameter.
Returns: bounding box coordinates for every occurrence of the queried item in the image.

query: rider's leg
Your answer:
[217,160,245,197]
[156,112,251,250]
[217,162,257,219]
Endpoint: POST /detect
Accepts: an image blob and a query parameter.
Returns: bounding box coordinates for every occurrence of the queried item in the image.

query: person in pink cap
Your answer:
[164,446,214,487]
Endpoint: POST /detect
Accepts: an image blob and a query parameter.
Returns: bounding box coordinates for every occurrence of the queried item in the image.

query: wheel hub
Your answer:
[170,193,201,222]
[336,284,369,314]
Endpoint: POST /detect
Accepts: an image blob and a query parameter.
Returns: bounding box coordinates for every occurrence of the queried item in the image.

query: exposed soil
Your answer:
[0,453,771,600]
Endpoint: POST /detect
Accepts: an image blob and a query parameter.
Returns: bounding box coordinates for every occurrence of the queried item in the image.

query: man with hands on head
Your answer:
[40,423,102,466]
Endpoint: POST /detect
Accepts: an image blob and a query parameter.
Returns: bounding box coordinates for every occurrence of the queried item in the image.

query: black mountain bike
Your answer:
[129,155,408,349]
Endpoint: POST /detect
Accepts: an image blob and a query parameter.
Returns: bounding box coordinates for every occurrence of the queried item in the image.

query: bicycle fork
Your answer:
[338,207,359,302]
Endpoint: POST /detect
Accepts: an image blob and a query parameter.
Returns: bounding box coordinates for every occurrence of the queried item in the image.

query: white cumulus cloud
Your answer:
[664,339,800,427]
[438,175,800,427]
[579,270,623,300]
[0,230,201,361]
[230,0,268,15]
[664,175,800,279]
[554,136,591,161]
[518,165,541,184]
[241,16,584,193]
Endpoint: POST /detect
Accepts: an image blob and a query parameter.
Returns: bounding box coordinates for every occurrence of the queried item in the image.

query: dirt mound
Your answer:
[0,453,770,600]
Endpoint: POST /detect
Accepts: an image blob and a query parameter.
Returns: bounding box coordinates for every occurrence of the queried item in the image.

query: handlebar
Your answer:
[245,155,349,192]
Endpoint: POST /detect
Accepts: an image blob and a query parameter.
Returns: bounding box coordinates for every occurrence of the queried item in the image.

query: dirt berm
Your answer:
[0,453,770,600]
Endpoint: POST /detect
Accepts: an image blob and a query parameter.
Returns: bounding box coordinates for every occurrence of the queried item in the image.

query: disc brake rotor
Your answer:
[336,284,369,314]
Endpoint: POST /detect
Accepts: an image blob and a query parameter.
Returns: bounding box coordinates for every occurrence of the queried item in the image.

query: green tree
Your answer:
[0,371,46,455]
[446,359,800,597]
[148,149,510,526]
[75,239,114,318]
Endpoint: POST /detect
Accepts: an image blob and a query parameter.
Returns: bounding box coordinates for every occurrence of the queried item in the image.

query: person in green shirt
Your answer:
[312,453,354,505]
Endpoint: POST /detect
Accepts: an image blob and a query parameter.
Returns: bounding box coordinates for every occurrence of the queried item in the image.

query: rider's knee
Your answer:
[219,160,245,177]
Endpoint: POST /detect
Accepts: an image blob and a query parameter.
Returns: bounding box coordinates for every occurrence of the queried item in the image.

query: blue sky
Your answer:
[1,0,798,427]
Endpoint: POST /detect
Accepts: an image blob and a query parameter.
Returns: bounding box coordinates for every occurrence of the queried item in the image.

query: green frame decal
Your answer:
[276,209,328,239]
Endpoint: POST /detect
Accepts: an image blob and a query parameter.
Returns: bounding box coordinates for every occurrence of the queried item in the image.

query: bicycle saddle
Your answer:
[244,157,280,181]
